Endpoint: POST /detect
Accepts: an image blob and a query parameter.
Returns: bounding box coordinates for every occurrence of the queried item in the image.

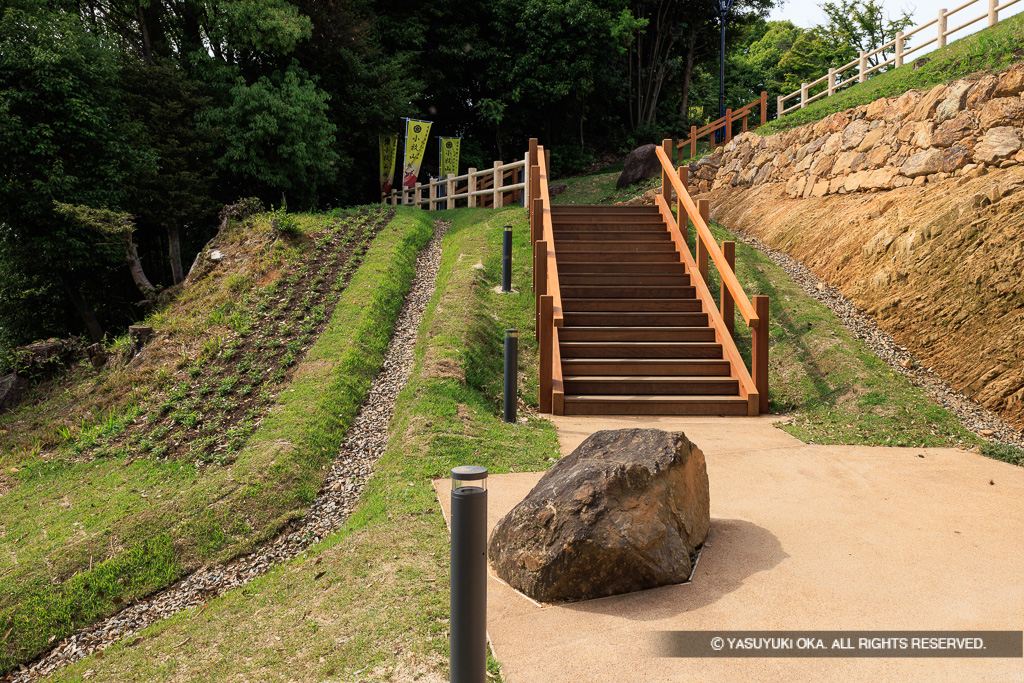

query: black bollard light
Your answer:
[450,465,488,683]
[503,329,517,423]
[501,224,513,293]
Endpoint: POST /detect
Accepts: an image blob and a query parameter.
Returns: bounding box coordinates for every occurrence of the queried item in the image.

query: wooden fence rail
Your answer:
[656,139,768,414]
[779,0,1023,116]
[382,155,530,210]
[677,92,768,159]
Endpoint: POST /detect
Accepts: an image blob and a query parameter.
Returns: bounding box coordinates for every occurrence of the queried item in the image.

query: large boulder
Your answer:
[488,428,710,603]
[616,144,662,189]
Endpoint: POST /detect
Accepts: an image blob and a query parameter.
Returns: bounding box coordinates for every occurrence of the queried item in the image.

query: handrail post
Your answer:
[989,0,998,26]
[938,8,947,48]
[690,126,697,158]
[493,160,503,209]
[828,68,836,96]
[523,152,531,206]
[446,173,456,209]
[544,149,551,177]
[539,295,553,413]
[859,51,867,83]
[535,239,547,341]
[661,139,673,206]
[390,189,398,206]
[777,95,784,118]
[428,179,437,210]
[677,167,688,245]
[752,295,770,414]
[760,91,767,126]
[467,168,477,208]
[721,241,735,336]
[697,199,710,284]
[895,31,904,68]
[529,138,538,169]
[724,110,733,143]
[415,182,423,208]
[800,83,808,108]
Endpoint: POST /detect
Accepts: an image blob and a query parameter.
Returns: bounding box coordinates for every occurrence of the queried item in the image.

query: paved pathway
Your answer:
[436,416,1024,682]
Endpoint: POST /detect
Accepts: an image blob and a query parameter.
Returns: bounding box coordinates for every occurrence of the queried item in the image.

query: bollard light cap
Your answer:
[451,465,488,491]
[505,328,518,338]
[504,224,512,231]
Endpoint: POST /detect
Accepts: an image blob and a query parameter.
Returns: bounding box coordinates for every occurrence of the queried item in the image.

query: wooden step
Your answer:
[556,241,677,253]
[557,262,687,275]
[560,327,716,342]
[563,394,749,416]
[560,358,731,376]
[560,274,690,286]
[553,230,670,241]
[559,341,724,358]
[552,222,667,231]
[563,376,739,395]
[557,251,680,262]
[562,311,707,326]
[552,205,658,215]
[562,298,703,312]
[561,285,696,299]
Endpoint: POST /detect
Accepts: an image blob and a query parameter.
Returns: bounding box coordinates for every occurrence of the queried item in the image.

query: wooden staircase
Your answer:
[552,204,749,415]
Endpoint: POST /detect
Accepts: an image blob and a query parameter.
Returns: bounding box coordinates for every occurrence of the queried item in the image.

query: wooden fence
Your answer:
[779,0,1023,116]
[382,154,530,210]
[677,92,768,159]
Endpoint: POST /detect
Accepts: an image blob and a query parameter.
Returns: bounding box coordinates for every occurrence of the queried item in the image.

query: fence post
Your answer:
[721,241,735,337]
[697,199,710,285]
[390,189,398,206]
[492,160,503,209]
[828,68,836,96]
[989,0,998,25]
[938,8,947,48]
[724,110,733,143]
[859,51,867,82]
[800,83,808,108]
[752,295,770,414]
[539,295,553,413]
[535,237,547,341]
[661,139,673,205]
[777,95,784,118]
[690,126,698,158]
[760,91,767,126]
[467,168,477,208]
[429,179,437,210]
[895,31,904,67]
[677,167,688,245]
[523,152,531,206]
[446,174,456,209]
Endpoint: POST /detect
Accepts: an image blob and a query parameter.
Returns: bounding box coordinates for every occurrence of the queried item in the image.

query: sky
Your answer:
[768,0,1023,57]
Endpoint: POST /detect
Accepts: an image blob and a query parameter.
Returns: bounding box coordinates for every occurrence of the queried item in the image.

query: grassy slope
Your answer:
[0,207,433,673]
[51,206,558,681]
[760,11,1024,134]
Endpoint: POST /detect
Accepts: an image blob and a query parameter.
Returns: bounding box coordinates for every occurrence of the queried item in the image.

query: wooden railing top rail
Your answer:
[537,145,563,326]
[655,146,758,327]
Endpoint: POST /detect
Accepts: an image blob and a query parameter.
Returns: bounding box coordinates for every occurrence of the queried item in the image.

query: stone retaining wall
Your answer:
[689,64,1024,198]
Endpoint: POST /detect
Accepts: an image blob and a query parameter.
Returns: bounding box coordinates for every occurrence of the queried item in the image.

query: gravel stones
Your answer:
[5,220,452,682]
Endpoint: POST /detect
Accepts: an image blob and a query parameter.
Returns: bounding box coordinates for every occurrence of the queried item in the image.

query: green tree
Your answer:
[820,0,914,71]
[0,5,152,345]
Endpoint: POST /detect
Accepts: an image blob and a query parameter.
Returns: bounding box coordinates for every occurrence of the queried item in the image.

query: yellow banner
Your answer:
[402,119,432,189]
[439,137,461,178]
[379,133,398,195]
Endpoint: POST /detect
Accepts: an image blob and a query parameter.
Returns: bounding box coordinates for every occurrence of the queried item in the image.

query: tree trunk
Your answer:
[167,225,184,284]
[124,234,157,299]
[60,276,104,342]
[679,31,697,124]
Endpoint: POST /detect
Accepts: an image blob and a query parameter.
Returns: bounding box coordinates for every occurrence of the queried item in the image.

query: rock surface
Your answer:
[616,144,662,189]
[488,428,710,603]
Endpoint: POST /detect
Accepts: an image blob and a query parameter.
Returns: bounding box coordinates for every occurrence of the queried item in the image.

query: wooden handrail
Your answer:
[383,155,528,210]
[537,145,563,326]
[655,146,758,327]
[654,192,759,415]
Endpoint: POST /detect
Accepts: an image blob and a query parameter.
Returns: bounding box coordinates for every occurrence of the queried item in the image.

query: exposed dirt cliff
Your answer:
[705,165,1024,429]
